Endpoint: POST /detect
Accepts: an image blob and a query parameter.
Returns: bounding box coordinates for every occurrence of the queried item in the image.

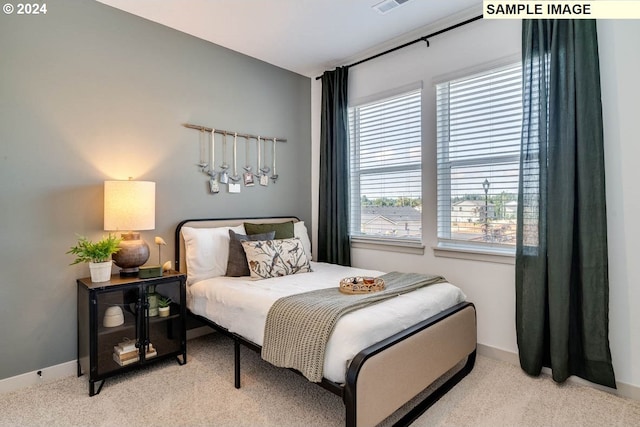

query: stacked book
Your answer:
[113,340,158,366]
[113,339,139,366]
[145,343,157,359]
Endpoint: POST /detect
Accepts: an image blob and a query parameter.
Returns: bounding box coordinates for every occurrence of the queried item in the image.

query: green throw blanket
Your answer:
[261,271,446,382]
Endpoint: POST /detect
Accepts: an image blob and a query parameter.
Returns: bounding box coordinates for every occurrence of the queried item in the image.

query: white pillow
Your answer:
[182,225,245,285]
[294,221,312,261]
[242,238,312,280]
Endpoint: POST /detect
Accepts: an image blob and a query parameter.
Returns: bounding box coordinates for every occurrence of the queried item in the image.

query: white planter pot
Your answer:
[158,306,170,317]
[89,261,112,283]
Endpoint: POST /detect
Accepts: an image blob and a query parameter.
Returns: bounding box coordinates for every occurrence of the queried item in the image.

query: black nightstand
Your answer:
[77,271,186,396]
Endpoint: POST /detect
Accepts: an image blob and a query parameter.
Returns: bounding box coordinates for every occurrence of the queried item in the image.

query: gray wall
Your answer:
[0,1,311,380]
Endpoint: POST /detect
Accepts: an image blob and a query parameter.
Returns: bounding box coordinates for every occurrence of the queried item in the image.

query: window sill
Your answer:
[350,236,425,255]
[433,243,515,265]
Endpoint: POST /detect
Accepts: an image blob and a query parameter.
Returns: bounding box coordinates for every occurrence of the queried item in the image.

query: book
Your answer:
[113,345,138,356]
[115,350,140,362]
[144,343,157,359]
[113,342,155,364]
[115,339,137,353]
[113,352,139,366]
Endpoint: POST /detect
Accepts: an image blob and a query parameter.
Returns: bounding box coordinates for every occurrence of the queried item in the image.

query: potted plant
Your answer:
[67,234,121,283]
[157,296,172,317]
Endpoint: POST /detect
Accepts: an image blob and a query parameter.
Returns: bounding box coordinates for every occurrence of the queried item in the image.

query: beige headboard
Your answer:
[174,216,299,274]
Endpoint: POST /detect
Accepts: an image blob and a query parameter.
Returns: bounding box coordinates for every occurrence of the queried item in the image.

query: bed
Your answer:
[175,217,476,427]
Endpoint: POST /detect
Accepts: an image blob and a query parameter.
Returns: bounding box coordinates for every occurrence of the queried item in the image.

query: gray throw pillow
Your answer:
[226,229,276,277]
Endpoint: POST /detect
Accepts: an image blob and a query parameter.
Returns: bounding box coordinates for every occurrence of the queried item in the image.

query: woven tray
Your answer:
[339,276,385,294]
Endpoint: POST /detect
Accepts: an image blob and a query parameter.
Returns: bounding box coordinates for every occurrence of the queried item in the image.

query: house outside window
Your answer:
[436,63,522,252]
[349,87,422,242]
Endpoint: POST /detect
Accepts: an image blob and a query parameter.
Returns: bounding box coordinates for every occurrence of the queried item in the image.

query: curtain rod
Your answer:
[182,123,287,143]
[315,15,483,80]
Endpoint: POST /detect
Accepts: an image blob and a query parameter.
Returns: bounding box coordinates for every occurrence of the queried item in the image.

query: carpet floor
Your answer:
[1,333,639,426]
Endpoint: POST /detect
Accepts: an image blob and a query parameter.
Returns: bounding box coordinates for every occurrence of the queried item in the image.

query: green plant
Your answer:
[157,296,172,308]
[67,234,121,264]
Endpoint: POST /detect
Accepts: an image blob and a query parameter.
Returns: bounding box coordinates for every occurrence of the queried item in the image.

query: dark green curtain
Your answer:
[318,67,351,266]
[516,20,615,388]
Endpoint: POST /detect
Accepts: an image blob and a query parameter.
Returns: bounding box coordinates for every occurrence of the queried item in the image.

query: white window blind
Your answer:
[436,63,522,250]
[349,89,422,241]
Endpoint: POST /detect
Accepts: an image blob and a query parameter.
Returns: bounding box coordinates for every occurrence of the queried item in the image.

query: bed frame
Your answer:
[175,217,477,427]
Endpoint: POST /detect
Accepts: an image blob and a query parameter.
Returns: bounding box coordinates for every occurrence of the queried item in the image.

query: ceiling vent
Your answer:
[372,0,411,15]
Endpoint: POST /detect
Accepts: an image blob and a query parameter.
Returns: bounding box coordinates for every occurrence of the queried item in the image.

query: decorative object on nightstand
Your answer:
[158,296,171,317]
[147,285,159,317]
[155,236,172,271]
[103,305,124,327]
[139,265,162,279]
[134,236,167,279]
[67,234,121,283]
[155,236,167,265]
[104,179,156,276]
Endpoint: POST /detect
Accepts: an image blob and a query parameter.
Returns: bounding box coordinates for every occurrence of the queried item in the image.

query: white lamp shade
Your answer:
[104,181,155,231]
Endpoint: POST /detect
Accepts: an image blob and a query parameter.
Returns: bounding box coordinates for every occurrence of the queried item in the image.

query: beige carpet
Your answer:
[1,334,639,426]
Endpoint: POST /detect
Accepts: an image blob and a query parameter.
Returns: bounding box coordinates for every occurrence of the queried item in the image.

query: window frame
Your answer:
[348,83,424,249]
[434,60,522,259]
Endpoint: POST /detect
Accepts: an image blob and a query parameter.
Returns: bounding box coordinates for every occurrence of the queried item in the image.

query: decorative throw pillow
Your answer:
[181,225,245,285]
[244,221,294,240]
[226,230,276,277]
[241,238,312,280]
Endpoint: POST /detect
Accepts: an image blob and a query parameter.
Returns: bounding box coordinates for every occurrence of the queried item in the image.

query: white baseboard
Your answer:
[0,328,215,395]
[0,360,77,394]
[477,343,640,401]
[477,343,520,365]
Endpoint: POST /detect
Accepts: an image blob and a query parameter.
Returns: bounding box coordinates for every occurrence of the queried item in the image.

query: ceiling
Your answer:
[97,0,482,77]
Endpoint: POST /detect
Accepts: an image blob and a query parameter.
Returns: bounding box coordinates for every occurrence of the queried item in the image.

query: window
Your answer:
[436,63,522,251]
[349,88,422,242]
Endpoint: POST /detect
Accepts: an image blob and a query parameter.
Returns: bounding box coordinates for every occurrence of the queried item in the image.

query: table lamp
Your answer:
[104,180,155,276]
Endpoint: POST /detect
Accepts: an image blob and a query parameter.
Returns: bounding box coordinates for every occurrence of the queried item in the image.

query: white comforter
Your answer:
[188,262,466,383]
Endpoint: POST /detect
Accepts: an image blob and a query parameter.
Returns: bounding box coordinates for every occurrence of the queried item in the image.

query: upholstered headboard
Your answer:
[174,216,299,274]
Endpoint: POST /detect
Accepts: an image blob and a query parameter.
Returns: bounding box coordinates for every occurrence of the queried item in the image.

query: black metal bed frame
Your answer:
[189,303,476,427]
[175,218,476,426]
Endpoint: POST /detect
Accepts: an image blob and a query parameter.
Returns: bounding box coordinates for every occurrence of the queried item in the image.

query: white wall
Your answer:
[599,20,640,391]
[312,17,640,391]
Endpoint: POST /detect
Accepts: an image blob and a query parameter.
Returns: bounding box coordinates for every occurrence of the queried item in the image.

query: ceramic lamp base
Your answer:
[112,232,150,276]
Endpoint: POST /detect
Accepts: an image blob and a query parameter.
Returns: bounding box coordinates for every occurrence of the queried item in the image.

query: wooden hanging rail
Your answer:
[183,123,287,143]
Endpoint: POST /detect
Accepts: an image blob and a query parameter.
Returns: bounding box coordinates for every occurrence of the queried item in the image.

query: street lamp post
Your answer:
[483,178,490,241]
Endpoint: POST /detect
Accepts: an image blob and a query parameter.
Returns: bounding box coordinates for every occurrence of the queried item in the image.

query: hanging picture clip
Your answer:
[219,131,229,184]
[208,129,219,194]
[270,137,279,183]
[259,136,269,187]
[197,129,208,172]
[228,132,241,193]
[243,135,255,187]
